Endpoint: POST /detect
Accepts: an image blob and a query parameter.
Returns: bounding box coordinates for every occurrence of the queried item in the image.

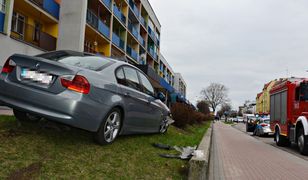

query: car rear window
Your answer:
[57,56,113,71]
[37,51,113,71]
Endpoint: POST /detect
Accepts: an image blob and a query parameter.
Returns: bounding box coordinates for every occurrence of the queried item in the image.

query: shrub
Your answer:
[171,103,209,128]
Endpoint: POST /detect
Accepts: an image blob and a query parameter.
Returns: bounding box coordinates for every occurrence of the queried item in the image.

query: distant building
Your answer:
[256,80,277,115]
[256,92,263,114]
[240,100,256,114]
[174,73,187,98]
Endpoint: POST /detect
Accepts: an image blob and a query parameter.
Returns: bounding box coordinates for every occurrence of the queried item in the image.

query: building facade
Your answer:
[174,73,186,98]
[0,0,161,67]
[0,0,187,105]
[256,80,277,115]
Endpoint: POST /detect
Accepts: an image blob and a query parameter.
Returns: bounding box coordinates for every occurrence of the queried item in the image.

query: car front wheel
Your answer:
[94,108,122,145]
[159,118,169,134]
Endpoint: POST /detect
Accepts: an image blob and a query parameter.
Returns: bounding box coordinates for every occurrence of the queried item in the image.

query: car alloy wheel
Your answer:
[104,111,121,143]
[159,119,169,134]
[94,108,122,145]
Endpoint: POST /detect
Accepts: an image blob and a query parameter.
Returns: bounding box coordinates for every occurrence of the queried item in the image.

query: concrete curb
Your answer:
[188,122,213,180]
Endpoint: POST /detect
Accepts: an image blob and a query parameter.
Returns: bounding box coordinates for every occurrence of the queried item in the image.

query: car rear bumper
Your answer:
[261,127,272,134]
[0,78,108,132]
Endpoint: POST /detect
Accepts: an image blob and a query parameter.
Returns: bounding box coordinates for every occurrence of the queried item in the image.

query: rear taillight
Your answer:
[2,59,16,74]
[61,75,90,94]
[261,124,267,127]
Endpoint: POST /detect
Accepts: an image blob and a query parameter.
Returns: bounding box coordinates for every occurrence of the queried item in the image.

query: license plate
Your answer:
[21,68,53,84]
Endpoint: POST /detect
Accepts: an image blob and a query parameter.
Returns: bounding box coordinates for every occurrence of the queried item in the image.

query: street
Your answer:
[208,122,308,180]
[233,122,308,161]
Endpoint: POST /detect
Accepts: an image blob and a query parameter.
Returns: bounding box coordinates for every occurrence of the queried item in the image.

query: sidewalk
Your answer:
[208,122,308,180]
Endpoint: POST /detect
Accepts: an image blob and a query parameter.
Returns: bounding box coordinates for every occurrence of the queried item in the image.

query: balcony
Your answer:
[148,47,157,60]
[140,16,146,28]
[30,0,60,19]
[160,77,174,93]
[112,32,125,50]
[135,64,161,86]
[148,26,155,40]
[156,38,160,46]
[128,22,138,39]
[113,5,126,25]
[138,35,145,47]
[129,0,139,18]
[126,45,138,61]
[86,10,110,39]
[10,23,57,51]
[101,0,111,10]
[0,12,4,33]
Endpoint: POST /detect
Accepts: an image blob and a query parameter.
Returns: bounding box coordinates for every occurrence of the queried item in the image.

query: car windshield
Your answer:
[264,120,270,124]
[36,51,114,71]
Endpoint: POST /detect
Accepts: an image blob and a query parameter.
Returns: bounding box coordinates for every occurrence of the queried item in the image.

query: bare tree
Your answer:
[200,83,229,113]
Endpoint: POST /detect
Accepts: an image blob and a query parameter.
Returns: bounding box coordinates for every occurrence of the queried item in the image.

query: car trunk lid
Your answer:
[4,54,79,94]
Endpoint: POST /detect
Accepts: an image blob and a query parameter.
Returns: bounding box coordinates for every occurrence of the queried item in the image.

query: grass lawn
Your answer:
[0,115,210,179]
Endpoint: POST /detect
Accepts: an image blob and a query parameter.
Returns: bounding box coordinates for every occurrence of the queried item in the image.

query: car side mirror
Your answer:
[156,92,166,102]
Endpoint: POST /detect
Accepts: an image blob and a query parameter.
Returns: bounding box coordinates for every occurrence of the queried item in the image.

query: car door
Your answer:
[137,70,163,131]
[116,66,154,133]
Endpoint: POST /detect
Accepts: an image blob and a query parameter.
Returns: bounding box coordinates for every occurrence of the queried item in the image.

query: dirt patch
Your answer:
[7,162,42,180]
[0,129,31,138]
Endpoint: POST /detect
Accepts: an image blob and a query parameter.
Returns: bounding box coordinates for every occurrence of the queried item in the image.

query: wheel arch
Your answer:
[111,105,125,133]
[275,124,281,134]
[296,116,308,136]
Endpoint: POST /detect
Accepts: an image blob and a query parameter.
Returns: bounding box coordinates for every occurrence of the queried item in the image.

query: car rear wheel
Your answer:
[94,108,122,145]
[275,128,289,147]
[159,118,169,134]
[13,109,40,122]
[297,128,308,155]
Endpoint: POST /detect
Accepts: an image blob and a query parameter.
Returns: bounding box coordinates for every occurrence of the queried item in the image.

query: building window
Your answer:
[11,12,25,37]
[0,0,5,13]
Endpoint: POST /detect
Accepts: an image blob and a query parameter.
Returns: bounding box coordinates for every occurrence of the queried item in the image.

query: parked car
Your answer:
[243,114,255,124]
[237,116,244,123]
[0,50,171,145]
[254,118,272,136]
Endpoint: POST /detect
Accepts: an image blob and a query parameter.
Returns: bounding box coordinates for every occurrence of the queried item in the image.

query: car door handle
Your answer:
[124,92,131,97]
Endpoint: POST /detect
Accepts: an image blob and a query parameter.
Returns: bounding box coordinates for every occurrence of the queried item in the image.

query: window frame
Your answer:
[11,12,25,37]
[115,65,142,92]
[115,65,155,97]
[115,67,127,86]
[137,70,155,97]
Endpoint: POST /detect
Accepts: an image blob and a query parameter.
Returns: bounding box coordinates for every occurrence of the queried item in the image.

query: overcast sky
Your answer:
[149,0,308,109]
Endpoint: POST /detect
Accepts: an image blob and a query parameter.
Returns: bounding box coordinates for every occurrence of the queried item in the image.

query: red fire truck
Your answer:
[270,77,308,155]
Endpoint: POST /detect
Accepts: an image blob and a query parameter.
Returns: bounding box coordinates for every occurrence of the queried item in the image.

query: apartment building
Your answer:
[0,0,189,105]
[0,0,161,67]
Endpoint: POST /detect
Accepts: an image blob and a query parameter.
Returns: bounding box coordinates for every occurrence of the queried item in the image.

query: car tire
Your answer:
[13,109,40,122]
[275,128,289,147]
[297,128,308,155]
[94,108,122,145]
[159,118,169,134]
